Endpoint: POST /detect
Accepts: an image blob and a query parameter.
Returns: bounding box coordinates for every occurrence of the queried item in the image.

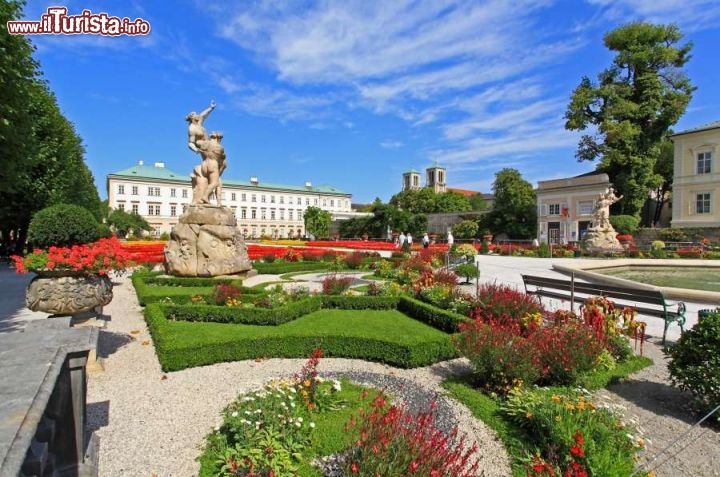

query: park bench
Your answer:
[521,274,686,344]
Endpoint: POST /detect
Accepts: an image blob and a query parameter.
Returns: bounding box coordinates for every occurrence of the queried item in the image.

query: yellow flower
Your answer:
[576,400,586,411]
[565,403,576,411]
[525,412,533,419]
[303,379,311,387]
[551,394,562,402]
[555,415,561,422]
[647,472,656,477]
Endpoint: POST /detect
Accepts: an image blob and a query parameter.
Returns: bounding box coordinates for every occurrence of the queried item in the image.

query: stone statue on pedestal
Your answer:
[164,102,254,277]
[581,187,624,253]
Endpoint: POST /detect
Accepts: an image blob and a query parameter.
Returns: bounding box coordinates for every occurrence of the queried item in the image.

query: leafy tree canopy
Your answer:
[107,209,151,238]
[303,206,332,239]
[484,168,537,239]
[565,21,694,218]
[389,188,471,214]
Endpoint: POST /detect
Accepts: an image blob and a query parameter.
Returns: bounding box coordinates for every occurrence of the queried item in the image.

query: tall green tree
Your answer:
[0,0,38,194]
[468,194,487,211]
[389,188,471,214]
[107,209,151,238]
[651,136,675,226]
[484,168,537,239]
[565,22,694,218]
[303,206,332,239]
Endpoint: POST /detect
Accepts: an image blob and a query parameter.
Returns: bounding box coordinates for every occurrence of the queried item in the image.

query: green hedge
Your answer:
[132,273,261,306]
[253,261,329,274]
[320,295,400,309]
[144,305,458,372]
[398,295,472,333]
[163,297,323,325]
[143,276,244,287]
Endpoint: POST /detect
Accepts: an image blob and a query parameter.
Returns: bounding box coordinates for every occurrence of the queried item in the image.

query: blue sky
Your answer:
[23,0,720,204]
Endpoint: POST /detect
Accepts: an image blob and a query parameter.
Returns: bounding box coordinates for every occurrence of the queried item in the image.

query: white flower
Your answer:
[295,422,301,428]
[332,380,342,392]
[214,425,220,431]
[290,402,296,408]
[289,388,297,394]
[297,417,303,423]
[231,411,239,417]
[309,422,316,428]
[245,410,252,415]
[254,409,262,414]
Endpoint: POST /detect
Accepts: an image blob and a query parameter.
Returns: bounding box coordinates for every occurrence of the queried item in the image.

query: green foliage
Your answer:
[320,295,399,309]
[469,194,487,211]
[565,22,694,217]
[538,241,550,258]
[389,188,471,214]
[484,168,537,239]
[28,203,99,247]
[455,263,479,283]
[164,298,323,326]
[107,208,151,237]
[144,305,458,371]
[253,261,328,274]
[609,215,640,235]
[667,310,720,417]
[397,295,471,333]
[303,206,332,239]
[453,220,479,239]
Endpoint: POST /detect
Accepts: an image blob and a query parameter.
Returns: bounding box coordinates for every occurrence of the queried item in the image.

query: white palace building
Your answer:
[107,161,365,238]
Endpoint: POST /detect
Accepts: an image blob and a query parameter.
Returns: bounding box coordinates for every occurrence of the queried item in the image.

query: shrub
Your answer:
[537,241,550,258]
[343,251,364,269]
[342,392,480,477]
[398,296,470,333]
[455,263,479,283]
[470,283,545,331]
[433,268,459,287]
[321,273,353,295]
[609,214,640,235]
[262,253,277,263]
[211,283,242,305]
[480,239,490,255]
[531,323,605,385]
[455,321,540,393]
[28,203,100,248]
[301,252,320,262]
[667,310,720,418]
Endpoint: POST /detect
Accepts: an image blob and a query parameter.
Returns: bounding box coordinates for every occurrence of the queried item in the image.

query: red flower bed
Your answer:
[246,244,343,260]
[305,240,453,252]
[119,241,166,265]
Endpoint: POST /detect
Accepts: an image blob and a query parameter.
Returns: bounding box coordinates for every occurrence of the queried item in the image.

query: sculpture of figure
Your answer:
[192,132,226,206]
[186,100,215,153]
[592,188,623,229]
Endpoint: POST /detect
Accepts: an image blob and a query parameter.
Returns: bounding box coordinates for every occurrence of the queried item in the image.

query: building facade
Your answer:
[107,161,361,238]
[671,120,720,228]
[536,172,611,244]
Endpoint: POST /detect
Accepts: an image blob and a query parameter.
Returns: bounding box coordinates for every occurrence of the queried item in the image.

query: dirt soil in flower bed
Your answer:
[596,338,720,477]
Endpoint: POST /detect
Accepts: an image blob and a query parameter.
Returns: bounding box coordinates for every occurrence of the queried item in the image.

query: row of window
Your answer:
[116,184,348,208]
[116,202,307,220]
[540,192,714,217]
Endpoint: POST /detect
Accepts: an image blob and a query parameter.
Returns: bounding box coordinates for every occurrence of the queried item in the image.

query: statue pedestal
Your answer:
[581,227,624,254]
[164,205,256,277]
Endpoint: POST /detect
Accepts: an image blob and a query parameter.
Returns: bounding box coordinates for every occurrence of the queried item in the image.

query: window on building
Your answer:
[322,199,327,207]
[132,186,138,195]
[170,188,176,198]
[270,210,276,220]
[117,202,125,211]
[330,199,334,207]
[241,193,246,202]
[279,209,284,220]
[170,205,177,216]
[298,209,303,220]
[305,198,310,205]
[578,200,594,216]
[251,209,257,219]
[252,194,257,203]
[697,152,712,174]
[279,196,284,204]
[118,184,125,195]
[231,193,236,201]
[182,189,188,198]
[289,210,293,221]
[261,195,266,203]
[148,187,160,197]
[314,199,319,206]
[548,204,560,215]
[261,208,267,220]
[270,195,275,203]
[241,208,247,219]
[147,204,161,215]
[231,206,237,216]
[696,193,711,214]
[132,203,139,214]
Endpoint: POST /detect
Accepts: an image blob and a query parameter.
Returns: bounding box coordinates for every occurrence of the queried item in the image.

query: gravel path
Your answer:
[86,275,511,476]
[86,273,719,476]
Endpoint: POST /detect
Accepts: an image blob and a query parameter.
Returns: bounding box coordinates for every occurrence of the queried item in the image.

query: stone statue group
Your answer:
[186,101,226,206]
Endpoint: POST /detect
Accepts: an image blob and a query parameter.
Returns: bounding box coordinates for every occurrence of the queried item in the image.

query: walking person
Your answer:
[422,233,430,249]
[398,231,406,249]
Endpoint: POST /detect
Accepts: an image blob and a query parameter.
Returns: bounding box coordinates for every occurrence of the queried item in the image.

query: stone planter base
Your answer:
[26,273,113,316]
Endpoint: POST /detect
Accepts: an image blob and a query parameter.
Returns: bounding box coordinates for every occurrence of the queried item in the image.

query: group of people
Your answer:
[395,231,453,250]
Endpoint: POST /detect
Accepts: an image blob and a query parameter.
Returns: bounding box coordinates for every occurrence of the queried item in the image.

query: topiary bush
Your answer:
[28,203,100,248]
[609,215,640,235]
[455,263,479,283]
[667,310,720,419]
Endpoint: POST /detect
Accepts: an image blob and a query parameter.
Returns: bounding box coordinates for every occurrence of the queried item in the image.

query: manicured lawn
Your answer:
[146,306,458,371]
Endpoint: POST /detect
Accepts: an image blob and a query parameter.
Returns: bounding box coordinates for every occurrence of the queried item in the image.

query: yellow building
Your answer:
[671,121,720,228]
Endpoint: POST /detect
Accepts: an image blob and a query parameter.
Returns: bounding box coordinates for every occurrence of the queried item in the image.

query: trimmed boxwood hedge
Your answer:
[144,305,458,371]
[143,276,244,287]
[163,297,323,325]
[132,274,261,306]
[397,295,472,333]
[320,295,399,310]
[253,261,329,274]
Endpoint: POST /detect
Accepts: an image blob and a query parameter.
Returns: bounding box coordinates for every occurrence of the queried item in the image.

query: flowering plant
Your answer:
[12,237,130,276]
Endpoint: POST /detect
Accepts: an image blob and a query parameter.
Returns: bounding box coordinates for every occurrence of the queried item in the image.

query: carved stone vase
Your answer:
[25,271,114,316]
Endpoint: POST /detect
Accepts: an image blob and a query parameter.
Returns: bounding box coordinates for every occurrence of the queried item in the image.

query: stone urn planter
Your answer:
[25,271,113,316]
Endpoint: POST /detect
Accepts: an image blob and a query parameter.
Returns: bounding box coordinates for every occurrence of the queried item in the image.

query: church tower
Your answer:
[402,169,421,191]
[426,163,446,193]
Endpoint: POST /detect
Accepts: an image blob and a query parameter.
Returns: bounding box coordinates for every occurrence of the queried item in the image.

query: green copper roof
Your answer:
[672,120,720,137]
[109,163,188,180]
[108,164,349,195]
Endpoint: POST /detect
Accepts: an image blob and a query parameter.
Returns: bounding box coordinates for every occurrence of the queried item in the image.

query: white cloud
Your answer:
[585,0,720,31]
[380,140,404,149]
